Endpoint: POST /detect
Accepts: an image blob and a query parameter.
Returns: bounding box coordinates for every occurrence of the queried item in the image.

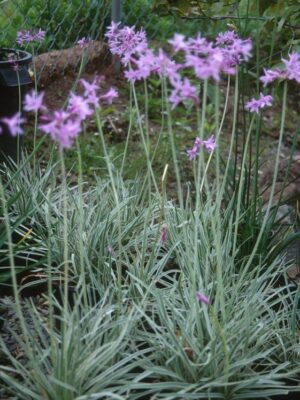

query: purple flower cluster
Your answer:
[1,90,46,136]
[187,135,216,160]
[2,78,118,148]
[24,91,47,113]
[245,93,273,114]
[39,78,118,148]
[106,24,252,109]
[77,37,92,48]
[170,78,198,109]
[282,52,300,83]
[105,22,148,65]
[176,31,252,80]
[1,112,26,137]
[196,291,210,305]
[39,110,82,149]
[16,29,46,45]
[260,52,300,86]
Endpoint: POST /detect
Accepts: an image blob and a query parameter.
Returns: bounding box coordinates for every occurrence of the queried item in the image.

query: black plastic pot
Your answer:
[0,48,32,165]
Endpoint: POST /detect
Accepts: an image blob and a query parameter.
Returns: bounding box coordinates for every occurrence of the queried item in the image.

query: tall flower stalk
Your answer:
[95,108,123,295]
[58,147,70,346]
[16,29,46,174]
[130,79,159,196]
[162,77,184,208]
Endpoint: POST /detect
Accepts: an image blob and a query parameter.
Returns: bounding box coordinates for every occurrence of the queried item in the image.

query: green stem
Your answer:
[162,77,183,208]
[131,82,159,195]
[121,84,134,175]
[16,70,21,166]
[220,73,239,203]
[76,138,88,306]
[237,81,288,285]
[196,80,208,207]
[200,77,231,194]
[31,46,38,175]
[192,82,208,303]
[144,78,150,149]
[58,147,69,356]
[95,108,123,294]
[252,114,262,224]
[232,116,255,257]
[45,187,54,349]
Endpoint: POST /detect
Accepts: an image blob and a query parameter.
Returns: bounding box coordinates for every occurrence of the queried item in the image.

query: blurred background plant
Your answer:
[1,0,300,55]
[0,0,110,51]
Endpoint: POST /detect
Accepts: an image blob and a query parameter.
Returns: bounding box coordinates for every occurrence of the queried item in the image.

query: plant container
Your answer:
[0,48,32,165]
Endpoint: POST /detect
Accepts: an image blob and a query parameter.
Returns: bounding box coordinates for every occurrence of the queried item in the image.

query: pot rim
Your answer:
[0,48,32,67]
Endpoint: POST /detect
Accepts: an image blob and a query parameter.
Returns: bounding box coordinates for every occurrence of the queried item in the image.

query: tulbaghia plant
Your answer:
[16,28,46,45]
[105,23,254,207]
[2,22,300,400]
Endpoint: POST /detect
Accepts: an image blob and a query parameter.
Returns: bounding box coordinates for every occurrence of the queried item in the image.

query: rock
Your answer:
[260,155,300,205]
[34,40,111,87]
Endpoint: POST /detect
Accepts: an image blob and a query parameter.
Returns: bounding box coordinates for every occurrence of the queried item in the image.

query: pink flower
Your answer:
[77,37,92,48]
[2,112,26,136]
[155,49,181,81]
[179,31,252,81]
[259,52,300,87]
[186,33,210,53]
[16,29,45,45]
[225,38,252,63]
[169,78,198,109]
[124,48,181,84]
[216,31,252,62]
[185,48,224,81]
[100,88,118,104]
[39,110,81,149]
[130,49,157,81]
[24,90,47,113]
[124,69,144,83]
[282,52,300,83]
[168,33,186,52]
[105,23,148,65]
[80,77,101,107]
[187,135,216,159]
[38,76,116,148]
[216,31,239,45]
[68,93,93,120]
[260,68,283,87]
[203,135,216,153]
[187,137,202,160]
[81,77,100,93]
[245,93,273,113]
[34,29,46,42]
[196,291,210,305]
[160,224,167,244]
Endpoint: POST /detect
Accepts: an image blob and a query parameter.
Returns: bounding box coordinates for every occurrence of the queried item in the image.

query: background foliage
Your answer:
[0,0,110,51]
